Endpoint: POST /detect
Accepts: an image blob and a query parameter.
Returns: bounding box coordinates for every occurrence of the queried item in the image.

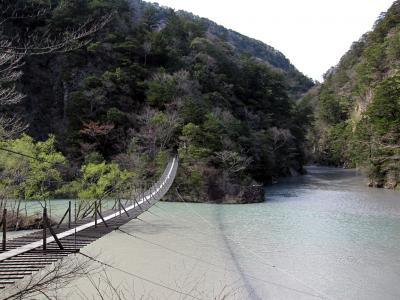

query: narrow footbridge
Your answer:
[0,157,178,291]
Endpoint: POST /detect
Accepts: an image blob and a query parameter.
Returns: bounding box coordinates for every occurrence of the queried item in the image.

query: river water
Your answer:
[42,167,400,299]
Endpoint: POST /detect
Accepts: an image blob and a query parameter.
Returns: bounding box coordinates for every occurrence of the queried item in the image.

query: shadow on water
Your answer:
[265,166,370,203]
[123,218,185,235]
[214,205,263,300]
[285,166,360,184]
[117,206,263,299]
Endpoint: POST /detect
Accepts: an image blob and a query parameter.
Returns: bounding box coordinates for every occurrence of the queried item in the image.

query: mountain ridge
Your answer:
[303,0,400,190]
[1,0,315,203]
[129,0,314,100]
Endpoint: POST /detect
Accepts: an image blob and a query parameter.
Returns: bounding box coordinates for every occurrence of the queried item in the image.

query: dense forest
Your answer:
[304,0,400,190]
[0,0,314,204]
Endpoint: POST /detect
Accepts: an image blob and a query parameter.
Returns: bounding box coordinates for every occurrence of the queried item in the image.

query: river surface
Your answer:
[33,167,400,299]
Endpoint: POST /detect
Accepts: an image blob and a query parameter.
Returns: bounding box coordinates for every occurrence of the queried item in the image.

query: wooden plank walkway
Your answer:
[0,157,178,291]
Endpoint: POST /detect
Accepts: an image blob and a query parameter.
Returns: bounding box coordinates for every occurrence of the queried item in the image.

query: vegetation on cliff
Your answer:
[1,0,313,203]
[305,1,400,189]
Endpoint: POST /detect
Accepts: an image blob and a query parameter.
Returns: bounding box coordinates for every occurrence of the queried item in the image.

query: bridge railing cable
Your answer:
[0,156,178,261]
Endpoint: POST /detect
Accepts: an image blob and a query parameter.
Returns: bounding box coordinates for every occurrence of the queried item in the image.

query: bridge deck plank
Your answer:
[0,158,178,291]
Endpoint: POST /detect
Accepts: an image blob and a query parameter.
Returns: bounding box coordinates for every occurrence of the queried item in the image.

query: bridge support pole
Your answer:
[94,201,98,228]
[45,216,64,250]
[43,208,47,251]
[93,201,108,228]
[2,209,6,251]
[112,199,117,210]
[118,200,130,217]
[68,201,71,229]
[134,198,143,211]
[144,184,150,205]
[57,201,72,229]
[95,202,108,227]
[43,207,64,250]
[135,185,138,206]
[74,200,77,251]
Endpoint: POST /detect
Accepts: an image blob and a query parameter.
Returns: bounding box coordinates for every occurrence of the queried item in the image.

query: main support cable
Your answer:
[0,157,178,262]
[0,146,67,168]
[118,228,323,299]
[151,203,333,300]
[79,252,202,300]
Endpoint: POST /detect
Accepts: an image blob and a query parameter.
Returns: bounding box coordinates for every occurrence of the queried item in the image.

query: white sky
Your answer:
[151,0,394,81]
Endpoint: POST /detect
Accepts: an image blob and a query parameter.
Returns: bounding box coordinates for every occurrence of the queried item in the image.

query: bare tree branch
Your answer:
[0,1,112,137]
[2,255,99,300]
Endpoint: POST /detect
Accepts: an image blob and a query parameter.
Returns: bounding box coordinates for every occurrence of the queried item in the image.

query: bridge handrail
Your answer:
[0,156,179,262]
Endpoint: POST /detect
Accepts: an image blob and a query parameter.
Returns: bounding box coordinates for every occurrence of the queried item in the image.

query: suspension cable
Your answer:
[79,252,202,300]
[0,146,66,168]
[118,228,323,299]
[151,203,334,300]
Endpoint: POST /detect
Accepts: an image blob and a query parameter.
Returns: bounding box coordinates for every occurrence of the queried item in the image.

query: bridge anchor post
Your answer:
[94,201,98,228]
[57,201,72,229]
[43,207,64,250]
[1,209,6,251]
[94,201,108,227]
[68,201,71,228]
[118,200,130,217]
[43,208,47,251]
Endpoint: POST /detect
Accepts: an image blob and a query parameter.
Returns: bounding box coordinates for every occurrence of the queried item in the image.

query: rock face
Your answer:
[220,184,264,204]
[127,0,143,22]
[303,1,400,190]
[384,171,399,190]
[208,181,264,204]
[164,182,264,204]
[164,169,265,204]
[241,185,265,203]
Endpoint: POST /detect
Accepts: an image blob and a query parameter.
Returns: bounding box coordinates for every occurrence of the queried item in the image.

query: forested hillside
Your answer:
[1,0,313,203]
[305,1,400,189]
[141,2,314,101]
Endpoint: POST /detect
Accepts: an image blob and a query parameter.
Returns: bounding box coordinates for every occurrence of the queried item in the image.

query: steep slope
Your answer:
[305,1,400,189]
[132,0,314,100]
[3,0,314,202]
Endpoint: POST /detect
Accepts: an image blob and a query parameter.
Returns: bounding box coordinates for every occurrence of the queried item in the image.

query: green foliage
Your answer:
[155,150,169,177]
[84,75,102,88]
[0,134,66,201]
[74,161,133,200]
[186,168,203,188]
[179,97,207,125]
[146,74,174,106]
[386,27,400,61]
[322,122,355,166]
[151,111,168,126]
[367,75,400,135]
[84,151,104,164]
[106,107,126,124]
[202,113,223,151]
[87,42,102,52]
[181,123,201,144]
[179,145,211,161]
[317,90,351,125]
[309,1,400,188]
[10,0,316,203]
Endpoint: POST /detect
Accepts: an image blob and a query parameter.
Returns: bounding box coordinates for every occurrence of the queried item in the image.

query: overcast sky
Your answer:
[151,0,394,81]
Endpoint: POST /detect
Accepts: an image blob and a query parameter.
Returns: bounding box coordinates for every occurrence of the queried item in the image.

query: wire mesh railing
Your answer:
[0,156,178,256]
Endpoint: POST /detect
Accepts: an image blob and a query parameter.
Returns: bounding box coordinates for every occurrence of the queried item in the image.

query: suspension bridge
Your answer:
[0,157,178,291]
